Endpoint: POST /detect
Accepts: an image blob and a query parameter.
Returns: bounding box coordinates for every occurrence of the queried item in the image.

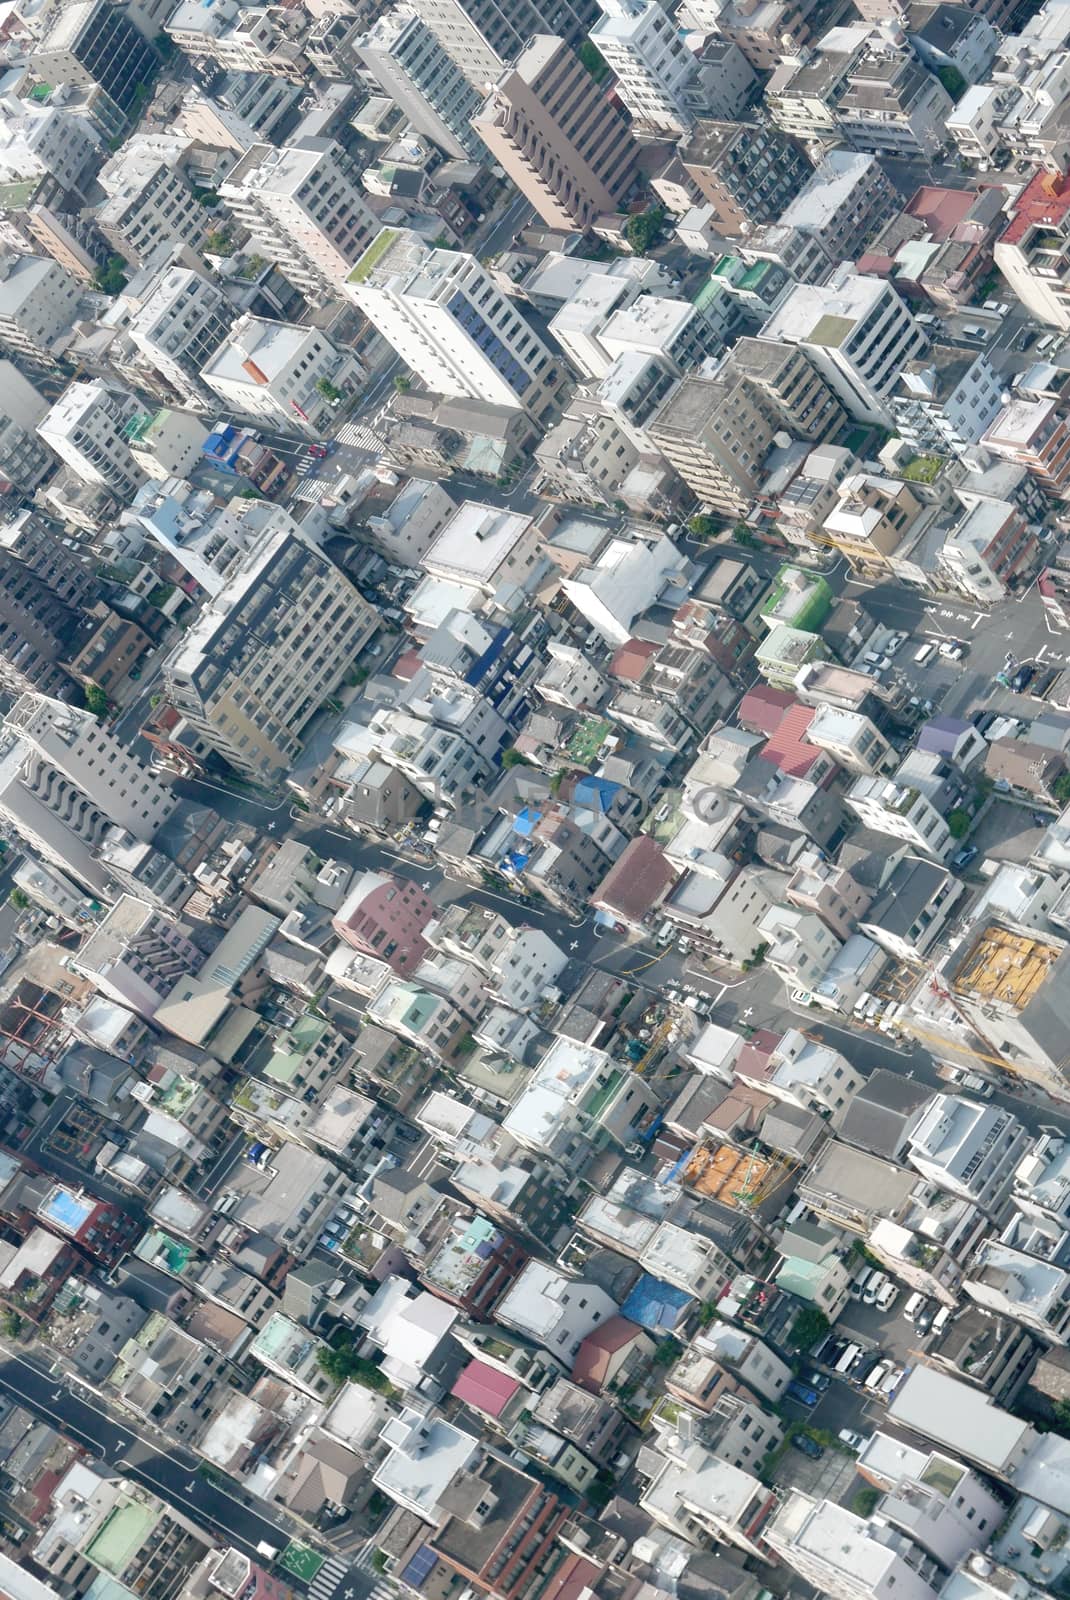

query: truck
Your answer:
[256,1542,280,1562]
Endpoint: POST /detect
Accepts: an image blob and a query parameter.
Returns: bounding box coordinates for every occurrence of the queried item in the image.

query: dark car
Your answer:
[785,1380,820,1407]
[792,1434,824,1459]
[952,844,979,871]
[799,1369,831,1392]
[1012,662,1037,693]
[1033,667,1060,698]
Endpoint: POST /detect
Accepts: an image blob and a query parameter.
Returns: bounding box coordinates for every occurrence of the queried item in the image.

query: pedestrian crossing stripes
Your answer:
[334,421,383,450]
[308,1557,347,1600]
[307,1555,397,1600]
[293,478,329,503]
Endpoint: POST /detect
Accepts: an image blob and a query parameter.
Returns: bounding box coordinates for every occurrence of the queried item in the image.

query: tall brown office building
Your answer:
[474,36,638,232]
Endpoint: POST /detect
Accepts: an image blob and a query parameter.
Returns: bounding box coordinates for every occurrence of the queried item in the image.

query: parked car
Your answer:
[939,641,966,661]
[952,844,979,871]
[785,1380,820,1407]
[792,1433,824,1459]
[838,1430,865,1451]
[864,1360,892,1391]
[885,632,907,655]
[875,1280,899,1311]
[863,1271,888,1304]
[1033,668,1060,699]
[1011,662,1037,693]
[799,1369,831,1392]
[850,1267,873,1300]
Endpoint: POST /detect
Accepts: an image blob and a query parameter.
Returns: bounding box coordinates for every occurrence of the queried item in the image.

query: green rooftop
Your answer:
[134,1230,193,1275]
[347,226,400,285]
[901,453,943,484]
[566,716,613,769]
[85,1501,158,1576]
[265,1012,328,1084]
[583,1067,625,1122]
[0,179,37,208]
[280,1544,325,1582]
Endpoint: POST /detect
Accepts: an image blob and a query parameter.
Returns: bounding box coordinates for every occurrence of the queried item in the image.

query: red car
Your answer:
[307,443,329,459]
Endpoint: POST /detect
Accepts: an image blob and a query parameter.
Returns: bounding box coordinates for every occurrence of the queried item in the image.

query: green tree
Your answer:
[8,889,28,910]
[688,514,723,540]
[790,1307,830,1350]
[623,206,665,255]
[501,748,534,769]
[853,1488,880,1517]
[1053,1398,1070,1435]
[316,378,343,402]
[93,254,128,295]
[316,1339,394,1393]
[947,809,971,839]
[577,39,609,81]
[1054,771,1070,805]
[394,375,411,392]
[937,65,967,100]
[0,1310,22,1338]
[84,683,109,719]
[205,229,235,257]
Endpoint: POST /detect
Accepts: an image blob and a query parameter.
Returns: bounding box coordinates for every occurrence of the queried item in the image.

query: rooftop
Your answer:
[952,924,1060,1011]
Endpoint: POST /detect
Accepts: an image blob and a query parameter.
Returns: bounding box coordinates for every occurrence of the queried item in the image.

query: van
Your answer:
[914,641,938,664]
[904,1291,926,1322]
[916,313,938,326]
[931,1306,952,1336]
[835,1343,862,1374]
[864,1361,892,1391]
[961,323,988,341]
[849,1266,872,1299]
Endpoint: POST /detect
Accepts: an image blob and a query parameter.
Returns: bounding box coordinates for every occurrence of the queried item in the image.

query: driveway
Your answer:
[969,798,1046,865]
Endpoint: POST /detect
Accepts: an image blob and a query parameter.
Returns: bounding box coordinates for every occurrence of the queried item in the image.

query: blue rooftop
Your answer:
[621,1273,691,1332]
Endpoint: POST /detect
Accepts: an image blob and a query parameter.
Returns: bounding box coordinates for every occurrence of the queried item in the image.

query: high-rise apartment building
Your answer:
[678,119,812,237]
[589,0,697,134]
[30,1,160,117]
[164,524,379,782]
[358,8,488,161]
[474,36,637,231]
[0,365,56,495]
[347,229,563,419]
[0,251,78,367]
[0,694,177,898]
[126,265,231,410]
[38,382,147,501]
[418,0,600,88]
[649,372,782,514]
[95,135,211,269]
[220,138,377,306]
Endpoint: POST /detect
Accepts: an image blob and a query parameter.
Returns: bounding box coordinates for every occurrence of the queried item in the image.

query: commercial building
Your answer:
[347,229,562,420]
[200,317,363,440]
[474,36,637,232]
[163,522,378,783]
[220,140,378,307]
[994,170,1070,331]
[837,43,954,159]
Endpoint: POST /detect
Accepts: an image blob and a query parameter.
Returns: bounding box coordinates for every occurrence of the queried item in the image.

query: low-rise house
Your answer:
[495,1261,618,1365]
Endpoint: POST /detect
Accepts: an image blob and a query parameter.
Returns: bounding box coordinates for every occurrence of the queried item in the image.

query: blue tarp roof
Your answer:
[573,775,621,813]
[621,1272,692,1332]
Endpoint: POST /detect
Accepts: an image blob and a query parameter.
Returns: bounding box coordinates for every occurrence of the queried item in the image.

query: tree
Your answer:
[688,514,722,540]
[394,375,411,392]
[790,1307,830,1350]
[1053,1398,1070,1435]
[0,1310,22,1338]
[947,809,972,839]
[316,1339,394,1393]
[205,229,235,257]
[84,684,109,720]
[577,39,609,81]
[316,378,343,403]
[623,206,665,255]
[852,1488,880,1517]
[501,747,534,769]
[937,64,967,100]
[1054,771,1070,805]
[93,254,128,295]
[8,889,28,910]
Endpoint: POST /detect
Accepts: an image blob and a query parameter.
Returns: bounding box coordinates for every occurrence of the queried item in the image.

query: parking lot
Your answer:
[969,797,1049,865]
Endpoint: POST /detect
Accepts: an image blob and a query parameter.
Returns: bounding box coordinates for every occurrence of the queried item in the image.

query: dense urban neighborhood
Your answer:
[11,5,1070,1600]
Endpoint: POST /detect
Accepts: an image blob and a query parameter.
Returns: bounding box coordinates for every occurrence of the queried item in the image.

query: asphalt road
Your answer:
[0,1352,385,1600]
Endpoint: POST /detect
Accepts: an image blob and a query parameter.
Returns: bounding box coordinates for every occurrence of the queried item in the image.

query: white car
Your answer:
[838,1429,865,1451]
[875,1280,899,1312]
[864,1271,887,1304]
[939,641,966,661]
[885,632,907,656]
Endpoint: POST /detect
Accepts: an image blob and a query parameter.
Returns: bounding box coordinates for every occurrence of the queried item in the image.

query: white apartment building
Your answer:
[561,532,689,644]
[906,1095,1030,1214]
[495,1260,617,1360]
[348,228,562,419]
[736,1028,865,1122]
[95,135,214,269]
[166,0,306,73]
[844,774,952,859]
[964,1240,1070,1341]
[127,266,231,410]
[417,0,600,90]
[116,480,262,598]
[892,346,1003,457]
[164,522,378,782]
[220,138,377,306]
[37,381,147,500]
[0,694,176,896]
[0,97,98,191]
[0,250,77,365]
[590,0,697,134]
[947,82,1012,163]
[0,362,54,493]
[200,315,363,439]
[767,1493,948,1600]
[760,267,928,425]
[357,8,486,162]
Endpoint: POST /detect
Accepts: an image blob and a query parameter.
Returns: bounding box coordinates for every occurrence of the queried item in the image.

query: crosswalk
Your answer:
[335,421,384,450]
[307,1553,397,1600]
[293,478,330,503]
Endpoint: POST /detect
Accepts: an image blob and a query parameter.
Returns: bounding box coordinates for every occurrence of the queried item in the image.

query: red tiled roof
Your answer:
[1000,170,1070,247]
[393,649,422,681]
[592,835,676,922]
[451,1359,521,1417]
[541,1555,603,1600]
[573,1316,645,1390]
[735,1029,781,1083]
[763,703,820,778]
[609,638,658,682]
[905,185,979,241]
[737,684,795,736]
